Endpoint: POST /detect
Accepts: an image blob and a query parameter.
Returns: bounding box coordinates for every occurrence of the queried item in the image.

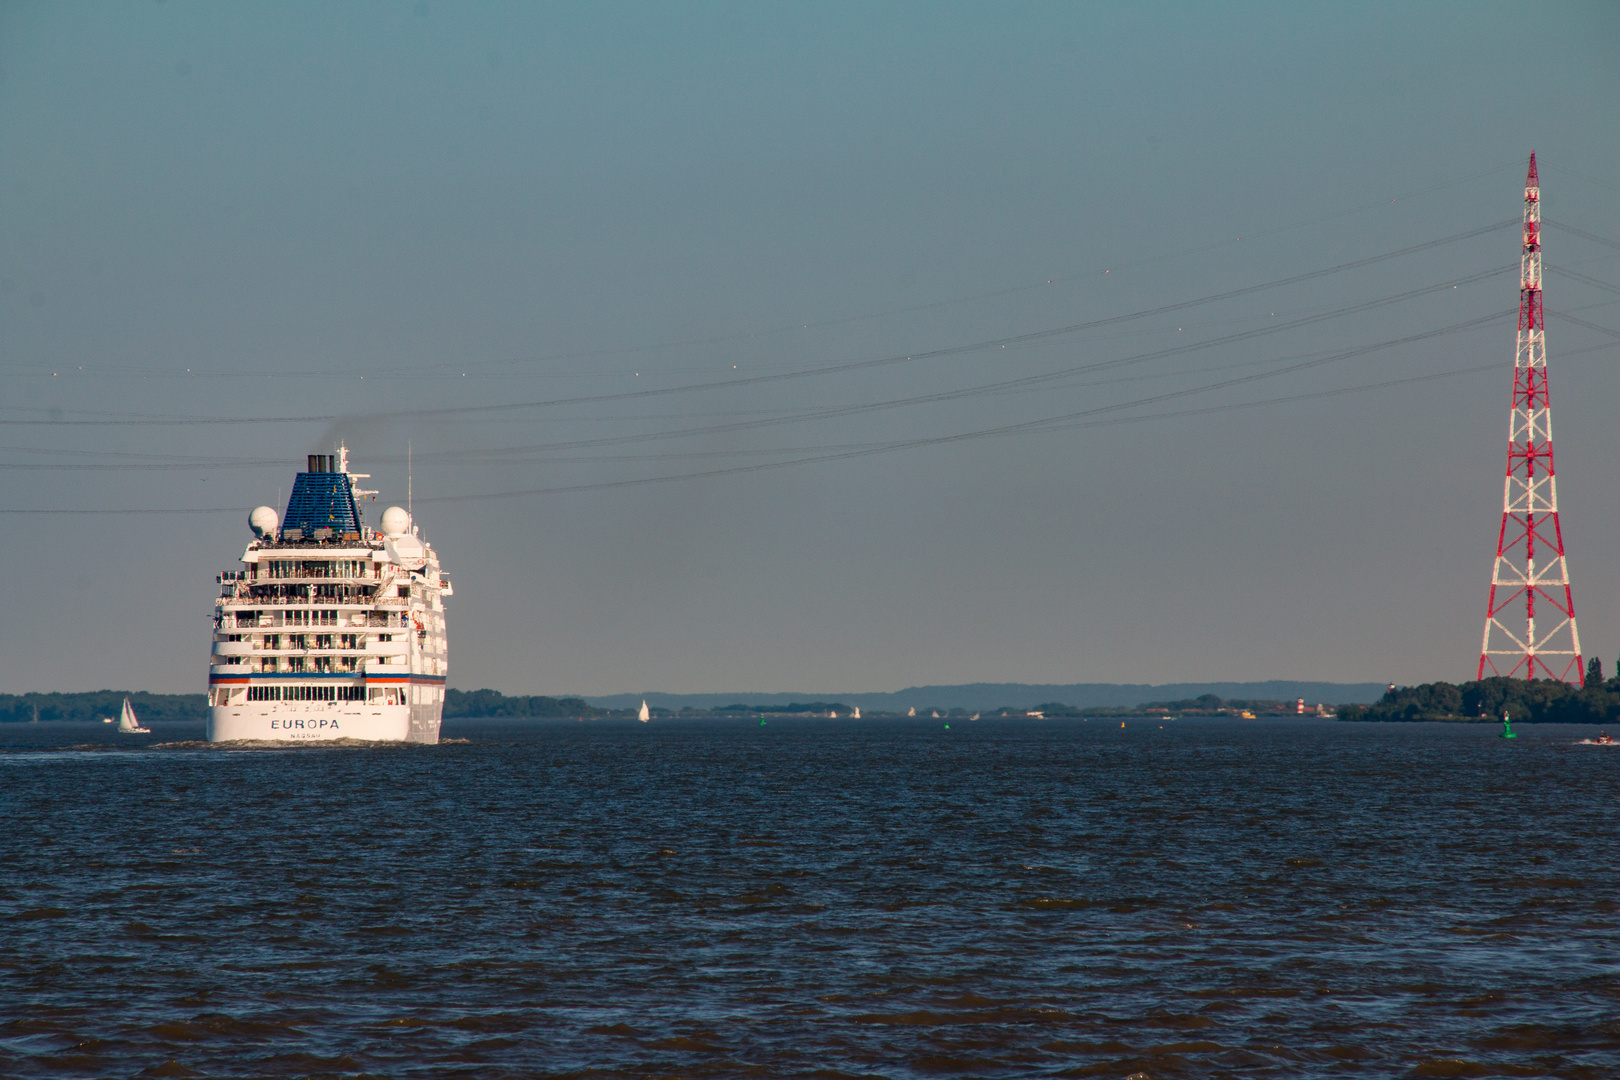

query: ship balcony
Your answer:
[237,647,390,656]
[230,656,373,673]
[250,570,379,582]
[226,596,379,607]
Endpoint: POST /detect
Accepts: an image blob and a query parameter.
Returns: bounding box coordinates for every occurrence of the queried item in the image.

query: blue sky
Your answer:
[2,2,1617,694]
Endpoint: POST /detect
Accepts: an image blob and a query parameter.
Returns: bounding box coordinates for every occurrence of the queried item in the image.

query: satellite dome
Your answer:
[249,506,279,538]
[380,506,411,538]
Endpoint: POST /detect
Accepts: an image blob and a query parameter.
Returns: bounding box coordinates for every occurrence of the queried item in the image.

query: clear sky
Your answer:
[2,2,1617,695]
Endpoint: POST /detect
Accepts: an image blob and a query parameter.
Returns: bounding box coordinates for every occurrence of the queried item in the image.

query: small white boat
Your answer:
[117,697,152,734]
[638,701,650,723]
[851,707,861,719]
[907,707,916,717]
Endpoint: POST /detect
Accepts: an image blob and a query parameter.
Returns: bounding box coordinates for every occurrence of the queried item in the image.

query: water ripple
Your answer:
[1,718,1617,1077]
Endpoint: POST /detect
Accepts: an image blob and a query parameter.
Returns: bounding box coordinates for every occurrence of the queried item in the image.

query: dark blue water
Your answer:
[2,718,1617,1078]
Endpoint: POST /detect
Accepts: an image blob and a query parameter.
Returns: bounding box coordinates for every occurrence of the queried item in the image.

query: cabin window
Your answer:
[273,685,338,701]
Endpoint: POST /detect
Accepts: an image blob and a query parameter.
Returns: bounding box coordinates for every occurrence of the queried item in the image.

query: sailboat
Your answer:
[638,701,650,723]
[117,697,151,734]
[851,707,861,719]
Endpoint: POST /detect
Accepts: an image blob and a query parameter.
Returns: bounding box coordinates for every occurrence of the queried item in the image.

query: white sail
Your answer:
[851,707,861,719]
[638,700,650,723]
[118,697,151,734]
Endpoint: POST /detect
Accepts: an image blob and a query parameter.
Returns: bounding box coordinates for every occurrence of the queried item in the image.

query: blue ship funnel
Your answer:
[281,458,362,540]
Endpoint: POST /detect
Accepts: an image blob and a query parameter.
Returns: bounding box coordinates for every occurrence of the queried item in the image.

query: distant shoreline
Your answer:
[11,678,1617,724]
[1,682,1386,724]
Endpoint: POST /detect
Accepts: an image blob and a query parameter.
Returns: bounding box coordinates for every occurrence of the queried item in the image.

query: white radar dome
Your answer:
[249,506,279,538]
[380,506,412,538]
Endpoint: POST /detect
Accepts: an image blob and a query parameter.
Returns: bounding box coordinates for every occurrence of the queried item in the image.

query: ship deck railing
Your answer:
[251,572,382,582]
[221,595,408,606]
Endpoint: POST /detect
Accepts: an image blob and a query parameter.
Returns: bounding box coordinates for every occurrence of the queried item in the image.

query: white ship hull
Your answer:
[207,699,443,743]
[209,703,417,743]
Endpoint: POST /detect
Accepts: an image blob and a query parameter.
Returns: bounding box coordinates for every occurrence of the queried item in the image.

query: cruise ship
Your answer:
[208,447,451,743]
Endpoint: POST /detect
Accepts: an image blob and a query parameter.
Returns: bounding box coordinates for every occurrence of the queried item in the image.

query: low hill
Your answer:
[586,681,1388,713]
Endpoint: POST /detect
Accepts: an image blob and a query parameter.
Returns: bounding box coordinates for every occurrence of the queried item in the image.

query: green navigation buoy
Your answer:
[944,723,950,730]
[1501,711,1516,739]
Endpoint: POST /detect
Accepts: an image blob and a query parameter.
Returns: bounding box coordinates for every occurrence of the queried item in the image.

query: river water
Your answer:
[2,717,1616,1078]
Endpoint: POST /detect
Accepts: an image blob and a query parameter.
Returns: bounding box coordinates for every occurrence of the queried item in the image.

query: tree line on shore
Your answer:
[1338,667,1620,724]
[0,692,209,724]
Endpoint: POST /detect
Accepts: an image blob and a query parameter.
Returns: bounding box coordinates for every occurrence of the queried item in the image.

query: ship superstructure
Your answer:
[208,447,452,742]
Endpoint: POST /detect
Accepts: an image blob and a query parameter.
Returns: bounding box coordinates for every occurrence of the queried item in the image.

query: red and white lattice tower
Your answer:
[1478,153,1582,682]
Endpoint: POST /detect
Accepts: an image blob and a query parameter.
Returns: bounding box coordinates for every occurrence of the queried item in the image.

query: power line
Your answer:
[0,220,1517,425]
[1544,219,1620,251]
[408,311,1513,504]
[7,313,1573,514]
